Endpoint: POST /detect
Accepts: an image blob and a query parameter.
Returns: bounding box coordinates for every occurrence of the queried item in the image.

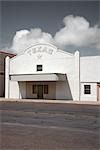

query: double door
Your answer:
[37,85,43,99]
[26,82,49,99]
[33,84,48,99]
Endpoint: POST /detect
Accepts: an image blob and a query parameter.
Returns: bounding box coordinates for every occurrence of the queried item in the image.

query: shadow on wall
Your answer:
[19,81,26,99]
[64,75,73,100]
[55,75,73,100]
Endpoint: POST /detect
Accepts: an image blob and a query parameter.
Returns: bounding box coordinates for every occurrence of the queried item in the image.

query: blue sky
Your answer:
[0,0,100,56]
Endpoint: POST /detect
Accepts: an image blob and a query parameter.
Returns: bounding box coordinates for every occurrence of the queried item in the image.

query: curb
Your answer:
[0,98,100,105]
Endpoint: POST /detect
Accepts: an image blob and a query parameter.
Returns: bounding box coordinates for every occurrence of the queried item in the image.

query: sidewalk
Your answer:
[0,98,100,105]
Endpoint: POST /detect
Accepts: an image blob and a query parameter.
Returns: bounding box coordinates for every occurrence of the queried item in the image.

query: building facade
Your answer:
[0,51,15,97]
[5,43,100,101]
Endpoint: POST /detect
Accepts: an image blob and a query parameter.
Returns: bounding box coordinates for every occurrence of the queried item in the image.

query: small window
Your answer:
[44,85,48,94]
[37,65,42,71]
[32,85,37,94]
[84,85,91,94]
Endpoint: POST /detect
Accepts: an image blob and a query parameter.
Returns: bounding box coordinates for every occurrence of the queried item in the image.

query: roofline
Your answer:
[15,42,74,58]
[0,50,16,56]
[80,55,100,58]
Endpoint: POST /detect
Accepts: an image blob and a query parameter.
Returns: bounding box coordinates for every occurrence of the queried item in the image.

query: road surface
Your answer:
[0,101,100,150]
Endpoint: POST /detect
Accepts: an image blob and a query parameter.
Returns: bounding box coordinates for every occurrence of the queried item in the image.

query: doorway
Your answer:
[26,82,56,99]
[37,85,43,99]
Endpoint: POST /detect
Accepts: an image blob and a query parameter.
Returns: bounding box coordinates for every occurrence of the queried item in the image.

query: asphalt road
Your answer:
[0,101,100,150]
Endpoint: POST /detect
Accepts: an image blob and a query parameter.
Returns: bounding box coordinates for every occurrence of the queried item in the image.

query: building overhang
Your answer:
[10,73,67,81]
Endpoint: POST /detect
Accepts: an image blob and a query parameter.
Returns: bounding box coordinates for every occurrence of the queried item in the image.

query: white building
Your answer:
[5,43,100,101]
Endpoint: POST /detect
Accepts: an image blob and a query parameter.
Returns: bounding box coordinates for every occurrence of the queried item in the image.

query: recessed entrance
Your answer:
[37,85,43,99]
[25,81,56,99]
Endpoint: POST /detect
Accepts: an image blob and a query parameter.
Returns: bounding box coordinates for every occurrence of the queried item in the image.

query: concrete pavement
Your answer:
[0,100,100,150]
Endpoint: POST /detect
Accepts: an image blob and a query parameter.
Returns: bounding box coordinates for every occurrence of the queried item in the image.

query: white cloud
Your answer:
[11,28,53,53]
[10,15,100,54]
[54,15,100,49]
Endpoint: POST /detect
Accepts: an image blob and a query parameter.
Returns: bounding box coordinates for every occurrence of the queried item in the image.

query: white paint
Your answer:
[10,44,73,75]
[98,86,100,101]
[5,43,100,101]
[80,56,100,101]
[73,51,80,100]
[9,81,20,98]
[80,56,100,82]
[5,56,10,98]
[56,81,72,100]
[10,74,66,81]
[8,43,78,100]
[19,82,26,99]
[80,83,97,101]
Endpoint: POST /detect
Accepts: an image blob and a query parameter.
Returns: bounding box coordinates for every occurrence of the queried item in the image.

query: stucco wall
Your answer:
[10,54,74,75]
[56,81,73,100]
[80,56,100,82]
[8,44,80,100]
[80,83,97,101]
[80,56,100,101]
[19,82,26,99]
[9,81,19,98]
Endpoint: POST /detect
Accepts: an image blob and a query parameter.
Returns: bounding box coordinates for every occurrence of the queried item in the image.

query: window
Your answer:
[37,65,42,71]
[84,85,91,94]
[32,85,37,94]
[44,85,48,94]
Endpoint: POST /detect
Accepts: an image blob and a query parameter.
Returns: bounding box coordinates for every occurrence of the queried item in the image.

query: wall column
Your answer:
[73,51,80,101]
[5,56,10,98]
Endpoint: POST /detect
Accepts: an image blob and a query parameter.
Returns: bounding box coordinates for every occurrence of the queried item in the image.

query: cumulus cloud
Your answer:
[11,28,53,53]
[10,15,100,54]
[54,15,100,49]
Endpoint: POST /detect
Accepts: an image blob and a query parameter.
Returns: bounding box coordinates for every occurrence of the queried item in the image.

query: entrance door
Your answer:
[37,85,43,99]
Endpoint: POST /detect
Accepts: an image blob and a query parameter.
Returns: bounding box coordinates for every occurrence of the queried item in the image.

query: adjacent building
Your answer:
[0,51,15,97]
[5,43,100,101]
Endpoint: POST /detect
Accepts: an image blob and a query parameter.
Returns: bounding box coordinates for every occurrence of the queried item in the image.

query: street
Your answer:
[0,101,100,150]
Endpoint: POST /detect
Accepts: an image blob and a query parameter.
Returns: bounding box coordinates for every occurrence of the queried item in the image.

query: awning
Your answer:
[10,73,66,81]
